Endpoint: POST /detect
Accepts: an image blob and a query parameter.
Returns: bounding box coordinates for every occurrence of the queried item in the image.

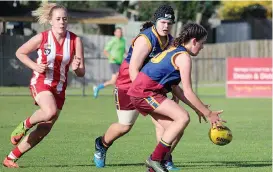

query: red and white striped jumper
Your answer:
[29,30,77,110]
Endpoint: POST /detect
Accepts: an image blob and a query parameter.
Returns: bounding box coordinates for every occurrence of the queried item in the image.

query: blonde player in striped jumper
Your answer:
[2,2,85,168]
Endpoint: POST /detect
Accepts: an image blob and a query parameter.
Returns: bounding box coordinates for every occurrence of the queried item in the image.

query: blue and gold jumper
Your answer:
[127,45,188,97]
[116,26,173,90]
[125,25,172,63]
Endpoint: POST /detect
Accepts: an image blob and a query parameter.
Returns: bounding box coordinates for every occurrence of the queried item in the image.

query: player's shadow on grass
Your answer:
[105,161,272,168]
[20,164,94,168]
[19,160,272,169]
[107,163,145,167]
[175,160,272,169]
[20,162,145,168]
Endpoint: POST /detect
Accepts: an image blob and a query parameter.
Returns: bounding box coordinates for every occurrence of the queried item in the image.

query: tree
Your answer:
[0,1,120,15]
[218,1,272,20]
[137,1,220,24]
[51,1,120,11]
[0,1,40,16]
[137,1,162,21]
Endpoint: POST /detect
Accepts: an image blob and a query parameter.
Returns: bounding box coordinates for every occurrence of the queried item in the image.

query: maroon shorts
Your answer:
[114,87,135,110]
[29,84,65,110]
[130,93,167,116]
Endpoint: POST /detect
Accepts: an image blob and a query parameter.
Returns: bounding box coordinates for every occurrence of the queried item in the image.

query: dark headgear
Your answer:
[153,5,175,24]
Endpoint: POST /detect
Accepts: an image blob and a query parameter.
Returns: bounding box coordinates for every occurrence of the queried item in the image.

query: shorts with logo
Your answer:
[114,87,139,125]
[130,93,167,116]
[114,87,135,110]
[29,83,65,110]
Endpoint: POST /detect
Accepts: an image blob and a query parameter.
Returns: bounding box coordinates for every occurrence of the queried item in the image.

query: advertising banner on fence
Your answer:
[226,58,272,98]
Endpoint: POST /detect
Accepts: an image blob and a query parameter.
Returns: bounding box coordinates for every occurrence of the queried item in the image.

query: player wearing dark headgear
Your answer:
[93,5,180,171]
[128,23,225,172]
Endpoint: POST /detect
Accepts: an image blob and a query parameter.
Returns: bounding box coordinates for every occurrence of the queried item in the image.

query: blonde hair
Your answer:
[32,2,67,24]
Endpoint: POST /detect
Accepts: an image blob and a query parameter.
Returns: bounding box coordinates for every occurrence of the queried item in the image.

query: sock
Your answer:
[97,84,105,90]
[164,154,173,163]
[151,139,171,161]
[101,135,112,149]
[7,147,22,160]
[168,154,173,163]
[24,117,33,129]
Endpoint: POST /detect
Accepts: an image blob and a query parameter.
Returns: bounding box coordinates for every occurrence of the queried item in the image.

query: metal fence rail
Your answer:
[0,35,270,97]
[0,56,226,97]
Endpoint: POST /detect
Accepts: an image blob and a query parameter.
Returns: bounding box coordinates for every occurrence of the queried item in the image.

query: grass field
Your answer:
[0,86,272,172]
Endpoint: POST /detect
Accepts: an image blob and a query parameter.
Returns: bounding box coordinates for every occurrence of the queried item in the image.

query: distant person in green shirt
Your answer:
[93,27,126,98]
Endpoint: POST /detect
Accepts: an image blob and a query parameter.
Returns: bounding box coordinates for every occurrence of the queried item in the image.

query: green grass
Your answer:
[0,87,272,172]
[0,85,226,96]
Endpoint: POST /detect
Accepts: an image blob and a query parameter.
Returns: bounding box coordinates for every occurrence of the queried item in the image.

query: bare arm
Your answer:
[172,85,198,111]
[15,33,43,71]
[172,85,209,123]
[129,36,151,81]
[103,38,114,59]
[103,50,111,59]
[73,37,85,77]
[175,53,211,116]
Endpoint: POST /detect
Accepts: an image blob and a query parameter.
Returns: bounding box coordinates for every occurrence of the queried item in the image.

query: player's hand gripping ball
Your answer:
[209,126,232,146]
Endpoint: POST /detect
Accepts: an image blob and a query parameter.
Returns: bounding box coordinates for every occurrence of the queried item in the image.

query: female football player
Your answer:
[94,5,182,171]
[2,2,85,168]
[128,23,225,172]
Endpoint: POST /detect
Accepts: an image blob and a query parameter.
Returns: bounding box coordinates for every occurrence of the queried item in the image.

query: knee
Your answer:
[43,108,58,121]
[177,111,190,126]
[119,124,132,134]
[112,74,118,80]
[177,131,184,139]
[183,112,190,125]
[111,77,117,83]
[36,122,54,138]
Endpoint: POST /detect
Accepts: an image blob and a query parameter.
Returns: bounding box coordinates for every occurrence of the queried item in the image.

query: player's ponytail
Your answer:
[140,21,154,32]
[32,2,67,25]
[172,23,207,47]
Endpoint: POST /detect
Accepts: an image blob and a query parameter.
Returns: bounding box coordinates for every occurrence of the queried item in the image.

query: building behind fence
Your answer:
[0,34,271,96]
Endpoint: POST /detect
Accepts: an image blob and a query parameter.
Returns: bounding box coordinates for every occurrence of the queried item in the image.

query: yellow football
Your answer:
[209,126,232,146]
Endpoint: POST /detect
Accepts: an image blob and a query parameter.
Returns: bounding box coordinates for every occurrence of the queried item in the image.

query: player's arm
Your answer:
[171,85,198,111]
[172,85,211,116]
[170,87,179,104]
[174,53,211,116]
[15,33,43,71]
[103,50,111,59]
[129,36,151,81]
[103,38,114,59]
[73,37,85,77]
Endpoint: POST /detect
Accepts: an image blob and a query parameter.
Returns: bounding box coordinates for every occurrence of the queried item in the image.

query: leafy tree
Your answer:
[50,1,120,11]
[137,1,163,21]
[137,1,220,24]
[218,1,272,20]
[0,1,40,16]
